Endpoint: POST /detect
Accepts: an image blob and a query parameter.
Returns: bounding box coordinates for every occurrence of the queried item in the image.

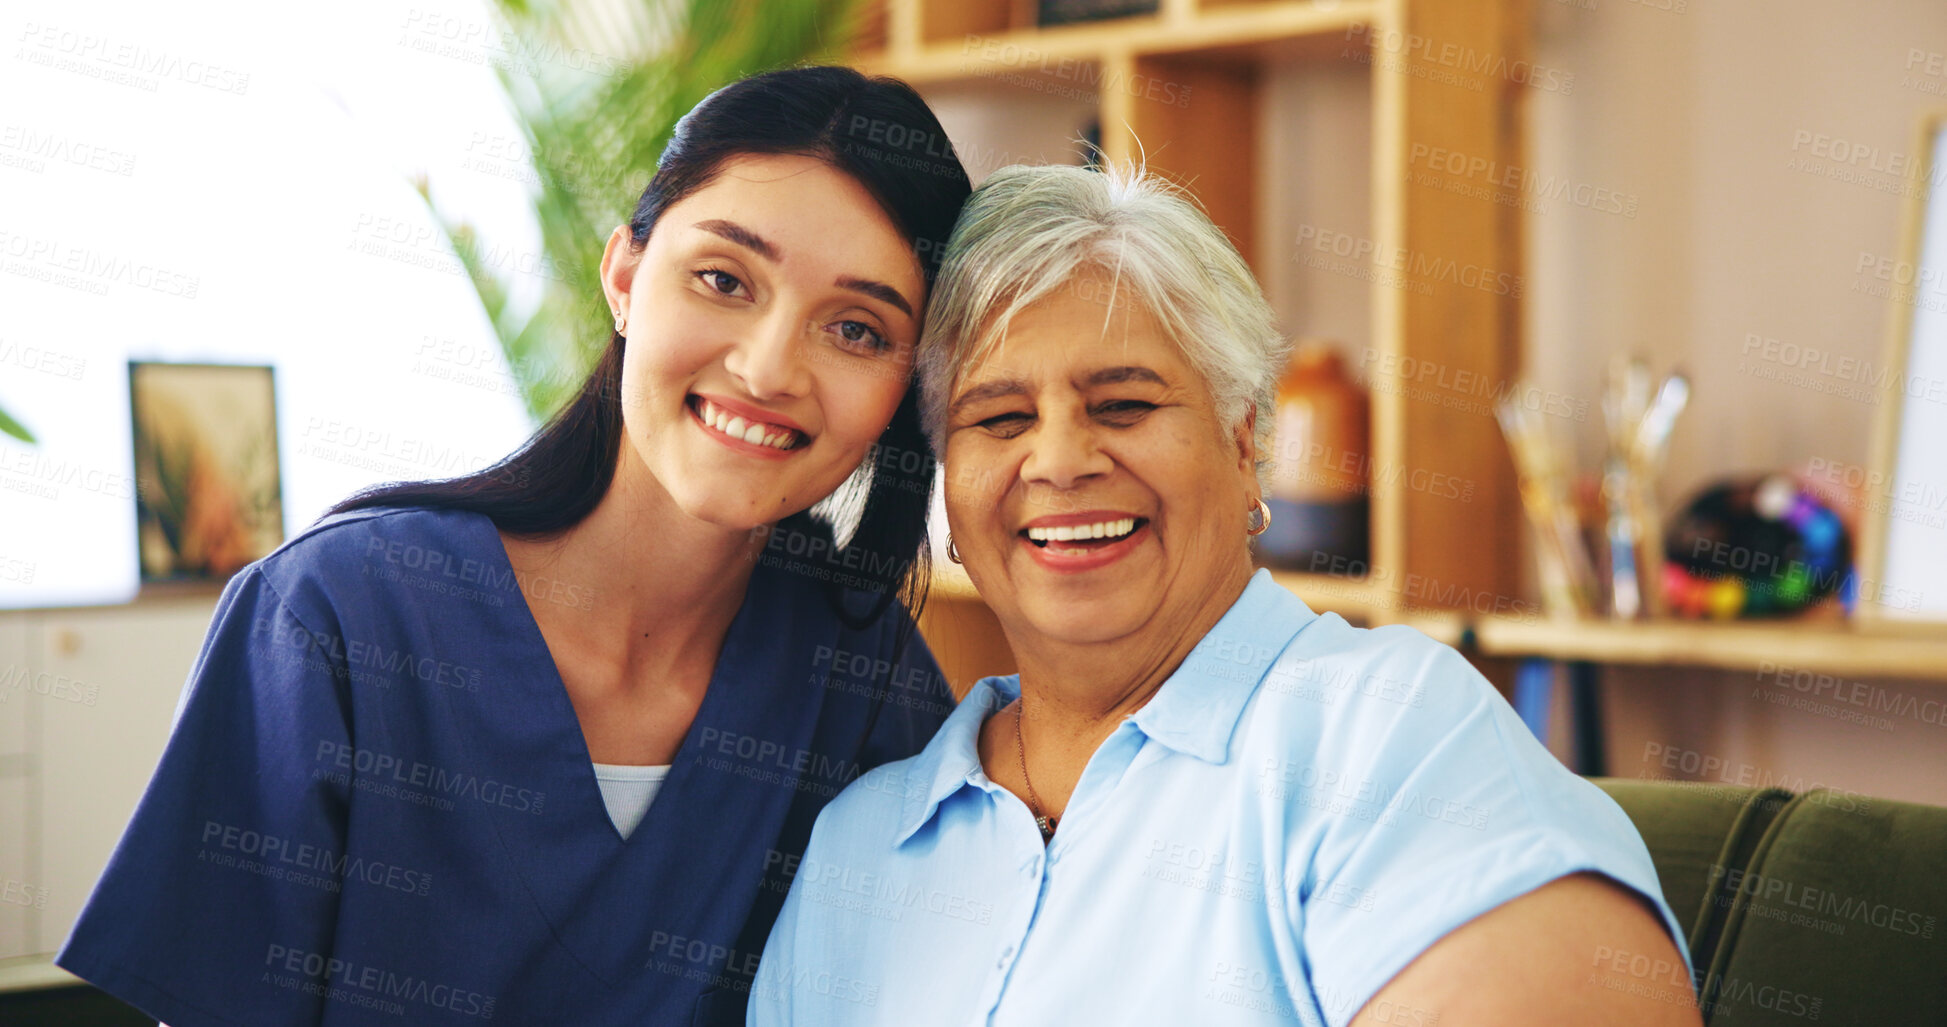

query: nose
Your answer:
[1019,409,1112,492]
[722,310,812,401]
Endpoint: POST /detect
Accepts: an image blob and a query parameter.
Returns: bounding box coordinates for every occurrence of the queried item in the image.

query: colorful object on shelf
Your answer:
[1259,341,1369,570]
[1662,474,1852,619]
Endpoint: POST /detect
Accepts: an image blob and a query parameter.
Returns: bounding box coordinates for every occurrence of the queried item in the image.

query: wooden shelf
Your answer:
[856,0,1375,84]
[927,573,1947,685]
[1259,574,1947,682]
[873,0,1529,676]
[1467,615,1947,682]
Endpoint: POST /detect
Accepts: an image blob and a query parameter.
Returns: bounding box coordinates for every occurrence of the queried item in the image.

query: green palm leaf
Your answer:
[0,401,32,444]
[427,0,861,422]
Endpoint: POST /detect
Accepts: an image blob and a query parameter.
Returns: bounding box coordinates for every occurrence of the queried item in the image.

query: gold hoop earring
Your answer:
[1246,497,1272,537]
[946,535,963,564]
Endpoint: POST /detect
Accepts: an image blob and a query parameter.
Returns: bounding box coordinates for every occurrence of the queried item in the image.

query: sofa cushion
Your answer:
[1593,778,1792,967]
[1701,789,1947,1025]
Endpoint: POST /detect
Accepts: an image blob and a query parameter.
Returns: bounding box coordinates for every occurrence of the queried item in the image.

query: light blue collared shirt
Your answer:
[749,570,1685,1027]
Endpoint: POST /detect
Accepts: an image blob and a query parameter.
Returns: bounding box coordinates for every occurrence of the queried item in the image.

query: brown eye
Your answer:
[696,269,747,297]
[828,320,891,355]
[1095,400,1155,423]
[977,412,1033,438]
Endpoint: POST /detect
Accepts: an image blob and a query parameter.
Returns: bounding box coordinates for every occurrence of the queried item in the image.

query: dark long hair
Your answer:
[333,66,971,627]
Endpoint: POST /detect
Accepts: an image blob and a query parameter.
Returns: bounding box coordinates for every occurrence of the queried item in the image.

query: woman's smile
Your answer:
[687,394,808,457]
[1017,510,1151,573]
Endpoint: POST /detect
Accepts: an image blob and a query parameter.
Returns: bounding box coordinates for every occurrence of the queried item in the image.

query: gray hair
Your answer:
[916,163,1289,487]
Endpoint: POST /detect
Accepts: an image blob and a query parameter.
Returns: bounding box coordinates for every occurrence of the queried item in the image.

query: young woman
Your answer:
[57,66,971,1027]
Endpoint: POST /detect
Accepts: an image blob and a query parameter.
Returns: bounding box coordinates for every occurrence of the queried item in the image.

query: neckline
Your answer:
[590,762,672,780]
[478,511,763,846]
[421,506,845,993]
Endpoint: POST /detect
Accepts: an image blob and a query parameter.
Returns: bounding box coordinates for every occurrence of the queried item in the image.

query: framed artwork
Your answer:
[128,362,284,584]
[1859,110,1947,625]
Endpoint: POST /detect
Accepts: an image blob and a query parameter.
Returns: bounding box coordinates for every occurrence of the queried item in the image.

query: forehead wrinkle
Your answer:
[1081,365,1168,389]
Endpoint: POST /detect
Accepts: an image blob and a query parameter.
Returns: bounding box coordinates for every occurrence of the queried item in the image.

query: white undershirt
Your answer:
[590,763,671,840]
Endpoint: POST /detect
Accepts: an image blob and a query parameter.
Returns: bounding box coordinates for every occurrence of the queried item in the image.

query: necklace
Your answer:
[1014,702,1056,843]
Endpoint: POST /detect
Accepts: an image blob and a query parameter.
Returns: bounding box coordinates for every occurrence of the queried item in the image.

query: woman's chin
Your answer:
[664,491,796,538]
[1002,594,1151,649]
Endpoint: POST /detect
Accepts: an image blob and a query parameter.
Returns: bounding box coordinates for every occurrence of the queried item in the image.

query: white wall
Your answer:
[0,0,573,961]
[0,0,546,608]
[1526,0,1947,804]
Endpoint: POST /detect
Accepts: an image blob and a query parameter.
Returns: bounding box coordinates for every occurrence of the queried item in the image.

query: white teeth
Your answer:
[1025,518,1138,543]
[695,398,800,450]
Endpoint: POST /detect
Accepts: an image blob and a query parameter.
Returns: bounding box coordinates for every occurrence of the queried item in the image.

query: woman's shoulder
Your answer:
[245,504,501,620]
[1241,613,1505,772]
[1258,614,1491,714]
[1248,614,1621,834]
[805,756,927,858]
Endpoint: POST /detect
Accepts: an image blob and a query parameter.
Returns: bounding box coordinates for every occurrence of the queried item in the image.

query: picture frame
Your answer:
[1858,109,1947,626]
[127,361,284,585]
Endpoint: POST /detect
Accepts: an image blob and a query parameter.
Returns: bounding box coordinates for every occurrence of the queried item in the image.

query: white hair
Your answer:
[916,163,1289,487]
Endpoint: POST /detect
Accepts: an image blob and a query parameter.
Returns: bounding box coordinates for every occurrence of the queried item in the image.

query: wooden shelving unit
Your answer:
[858,0,1531,692]
[859,7,1947,703]
[1465,615,1947,683]
[857,1,1374,76]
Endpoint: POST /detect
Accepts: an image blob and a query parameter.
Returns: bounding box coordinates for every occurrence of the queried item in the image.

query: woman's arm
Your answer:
[1351,872,1702,1027]
[57,566,354,1026]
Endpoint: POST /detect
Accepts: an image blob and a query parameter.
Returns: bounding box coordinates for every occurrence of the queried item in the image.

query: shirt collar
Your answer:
[895,676,1010,846]
[1128,569,1315,763]
[892,569,1315,846]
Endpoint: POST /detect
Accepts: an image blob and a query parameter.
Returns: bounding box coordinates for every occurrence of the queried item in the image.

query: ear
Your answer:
[598,225,639,321]
[1232,403,1259,484]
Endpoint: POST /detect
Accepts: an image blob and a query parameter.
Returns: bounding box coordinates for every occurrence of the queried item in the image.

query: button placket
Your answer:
[979,844,1046,1019]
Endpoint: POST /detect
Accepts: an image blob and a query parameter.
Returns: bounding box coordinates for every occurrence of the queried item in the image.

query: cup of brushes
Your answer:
[1496,358,1689,620]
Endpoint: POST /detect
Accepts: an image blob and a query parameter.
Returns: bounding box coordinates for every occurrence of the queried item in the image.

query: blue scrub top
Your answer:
[750,569,1687,1027]
[57,506,952,1026]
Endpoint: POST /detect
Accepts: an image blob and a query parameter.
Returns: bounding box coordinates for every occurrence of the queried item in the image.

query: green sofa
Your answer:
[1593,779,1947,1025]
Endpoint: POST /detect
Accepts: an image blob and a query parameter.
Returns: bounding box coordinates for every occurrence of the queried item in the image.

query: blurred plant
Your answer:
[0,401,30,444]
[426,0,864,423]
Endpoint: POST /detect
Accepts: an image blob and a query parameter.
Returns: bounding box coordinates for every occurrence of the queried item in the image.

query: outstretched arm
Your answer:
[1351,872,1702,1027]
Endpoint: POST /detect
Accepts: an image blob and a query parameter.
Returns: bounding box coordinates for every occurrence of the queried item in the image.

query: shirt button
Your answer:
[997,944,1015,969]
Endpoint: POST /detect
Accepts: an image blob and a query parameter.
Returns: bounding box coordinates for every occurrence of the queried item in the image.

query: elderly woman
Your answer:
[748,165,1699,1026]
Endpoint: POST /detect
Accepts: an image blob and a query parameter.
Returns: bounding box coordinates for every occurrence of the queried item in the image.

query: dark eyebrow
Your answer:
[692,219,780,262]
[949,377,1032,416]
[836,276,915,320]
[1083,366,1167,388]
